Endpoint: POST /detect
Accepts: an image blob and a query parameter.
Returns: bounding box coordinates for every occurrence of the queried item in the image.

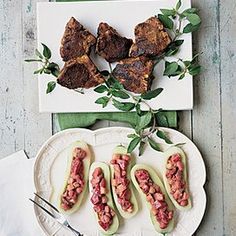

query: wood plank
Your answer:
[0,0,24,158]
[220,1,236,235]
[191,0,224,235]
[0,0,51,159]
[22,0,52,158]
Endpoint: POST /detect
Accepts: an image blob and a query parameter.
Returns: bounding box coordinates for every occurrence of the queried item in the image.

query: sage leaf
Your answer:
[112,99,135,111]
[34,68,44,74]
[156,113,169,127]
[182,8,198,15]
[136,112,152,131]
[35,49,43,59]
[112,90,130,99]
[160,9,176,16]
[148,138,162,152]
[46,81,56,94]
[127,133,139,139]
[94,85,108,93]
[95,96,110,108]
[164,62,179,77]
[176,0,182,10]
[41,43,51,59]
[188,65,201,75]
[156,130,173,144]
[141,88,163,100]
[186,13,201,26]
[183,23,200,33]
[138,141,146,156]
[135,103,142,116]
[178,73,185,80]
[158,14,174,29]
[128,137,141,153]
[165,40,184,56]
[25,59,42,62]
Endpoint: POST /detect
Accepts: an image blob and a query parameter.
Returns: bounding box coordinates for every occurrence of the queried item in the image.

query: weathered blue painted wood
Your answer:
[192,0,224,235]
[0,0,51,159]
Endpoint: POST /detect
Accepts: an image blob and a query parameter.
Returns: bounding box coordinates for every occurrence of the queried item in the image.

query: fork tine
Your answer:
[29,198,56,219]
[34,192,59,213]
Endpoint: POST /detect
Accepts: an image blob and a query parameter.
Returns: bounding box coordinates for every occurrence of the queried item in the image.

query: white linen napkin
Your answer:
[0,150,43,236]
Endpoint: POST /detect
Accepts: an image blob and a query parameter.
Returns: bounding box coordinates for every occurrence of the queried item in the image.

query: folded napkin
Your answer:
[0,151,43,236]
[57,111,177,130]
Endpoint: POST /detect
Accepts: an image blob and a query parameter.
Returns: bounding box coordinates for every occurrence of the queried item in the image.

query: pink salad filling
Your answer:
[166,153,189,206]
[135,169,173,229]
[60,147,87,210]
[110,153,133,213]
[90,167,115,231]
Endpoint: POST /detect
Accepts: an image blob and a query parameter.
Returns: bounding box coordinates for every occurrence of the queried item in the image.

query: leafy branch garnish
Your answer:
[164,54,201,80]
[158,0,201,40]
[25,43,60,94]
[94,68,172,155]
[156,0,202,79]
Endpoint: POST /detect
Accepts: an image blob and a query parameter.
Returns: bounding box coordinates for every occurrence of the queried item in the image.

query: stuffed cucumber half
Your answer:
[163,146,192,211]
[131,164,175,234]
[89,162,119,235]
[58,141,91,215]
[110,145,138,219]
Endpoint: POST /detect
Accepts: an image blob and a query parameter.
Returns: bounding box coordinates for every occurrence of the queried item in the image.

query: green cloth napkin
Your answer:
[56,0,177,130]
[57,111,177,130]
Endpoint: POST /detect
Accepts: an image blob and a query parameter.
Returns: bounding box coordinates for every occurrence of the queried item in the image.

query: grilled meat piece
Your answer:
[60,17,96,61]
[57,55,104,89]
[113,57,154,94]
[129,17,171,58]
[96,22,133,63]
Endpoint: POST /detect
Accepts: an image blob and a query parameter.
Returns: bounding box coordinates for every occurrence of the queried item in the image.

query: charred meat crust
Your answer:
[60,17,96,61]
[57,55,104,89]
[96,22,133,63]
[113,56,154,94]
[129,17,171,58]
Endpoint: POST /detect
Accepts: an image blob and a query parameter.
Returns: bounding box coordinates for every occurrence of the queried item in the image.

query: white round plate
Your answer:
[34,127,206,236]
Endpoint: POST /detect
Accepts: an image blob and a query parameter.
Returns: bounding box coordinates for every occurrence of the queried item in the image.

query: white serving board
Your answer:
[33,127,206,236]
[37,0,193,113]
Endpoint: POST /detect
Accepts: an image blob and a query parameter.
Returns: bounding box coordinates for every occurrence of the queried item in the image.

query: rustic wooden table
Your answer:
[0,0,235,235]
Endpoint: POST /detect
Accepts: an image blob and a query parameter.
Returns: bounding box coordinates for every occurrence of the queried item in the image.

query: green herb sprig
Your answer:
[25,43,60,94]
[94,67,173,155]
[164,54,201,80]
[158,0,201,39]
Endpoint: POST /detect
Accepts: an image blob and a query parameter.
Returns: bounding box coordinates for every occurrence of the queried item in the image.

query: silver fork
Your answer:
[29,193,84,236]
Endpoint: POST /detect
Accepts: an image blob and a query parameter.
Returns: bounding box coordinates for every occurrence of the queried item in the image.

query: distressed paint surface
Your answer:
[0,0,51,159]
[0,0,236,235]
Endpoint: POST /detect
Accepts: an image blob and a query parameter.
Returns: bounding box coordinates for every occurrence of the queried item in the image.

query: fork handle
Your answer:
[67,224,83,236]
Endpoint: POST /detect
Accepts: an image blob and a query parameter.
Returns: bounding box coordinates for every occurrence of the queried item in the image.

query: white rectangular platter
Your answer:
[37,0,192,113]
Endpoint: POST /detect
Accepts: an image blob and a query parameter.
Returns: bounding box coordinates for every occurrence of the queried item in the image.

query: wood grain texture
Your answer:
[220,0,236,235]
[191,0,224,235]
[0,0,51,159]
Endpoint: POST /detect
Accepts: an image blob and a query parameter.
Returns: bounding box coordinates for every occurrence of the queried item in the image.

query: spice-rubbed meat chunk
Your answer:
[60,17,96,61]
[113,57,154,94]
[96,22,133,63]
[129,17,171,58]
[57,55,104,89]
